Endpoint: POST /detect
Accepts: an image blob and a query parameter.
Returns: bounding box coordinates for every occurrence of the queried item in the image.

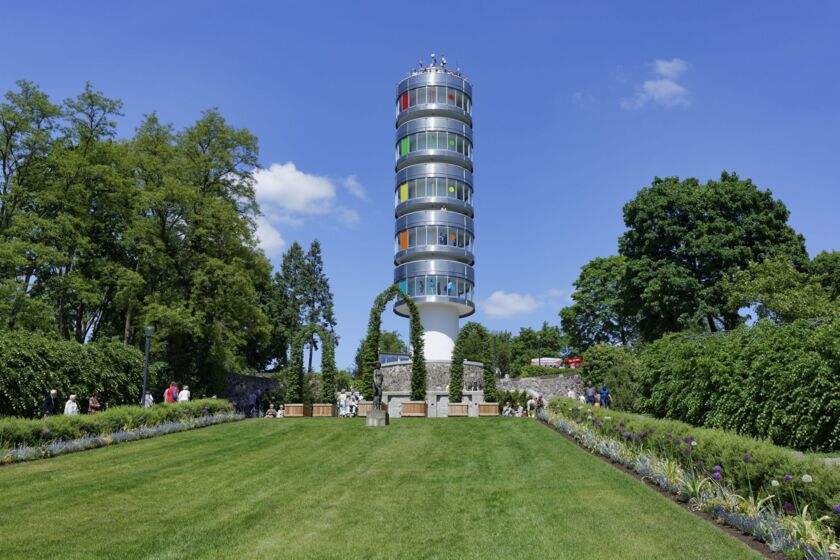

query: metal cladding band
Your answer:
[395,162,473,186]
[394,260,475,282]
[394,211,474,234]
[396,117,473,141]
[396,71,473,98]
[393,64,475,348]
[395,198,472,219]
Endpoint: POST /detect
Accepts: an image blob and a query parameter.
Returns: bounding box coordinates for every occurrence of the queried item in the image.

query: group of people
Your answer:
[338,389,360,417]
[263,403,285,418]
[42,389,101,417]
[42,381,192,417]
[502,394,546,417]
[568,381,612,408]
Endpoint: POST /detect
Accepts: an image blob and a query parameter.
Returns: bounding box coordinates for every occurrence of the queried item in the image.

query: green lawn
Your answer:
[0,418,762,560]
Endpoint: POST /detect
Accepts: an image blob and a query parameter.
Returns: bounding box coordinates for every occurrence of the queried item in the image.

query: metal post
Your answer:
[537,335,541,368]
[141,326,154,406]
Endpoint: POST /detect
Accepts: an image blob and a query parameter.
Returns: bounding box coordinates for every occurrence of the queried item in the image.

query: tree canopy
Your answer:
[619,172,807,341]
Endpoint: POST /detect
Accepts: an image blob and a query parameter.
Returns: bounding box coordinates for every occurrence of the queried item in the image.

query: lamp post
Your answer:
[140,325,154,406]
[493,331,498,377]
[537,334,541,368]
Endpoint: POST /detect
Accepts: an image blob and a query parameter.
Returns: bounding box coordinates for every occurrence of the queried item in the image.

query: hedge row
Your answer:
[0,331,160,418]
[517,365,578,378]
[636,319,840,452]
[0,399,232,447]
[551,398,840,533]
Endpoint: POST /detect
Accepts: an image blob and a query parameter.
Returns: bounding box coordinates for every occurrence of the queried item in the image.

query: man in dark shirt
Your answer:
[43,389,58,417]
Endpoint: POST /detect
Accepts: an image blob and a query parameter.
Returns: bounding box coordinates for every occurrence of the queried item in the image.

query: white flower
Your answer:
[802,474,813,483]
[771,480,780,487]
[691,441,698,447]
[603,416,612,420]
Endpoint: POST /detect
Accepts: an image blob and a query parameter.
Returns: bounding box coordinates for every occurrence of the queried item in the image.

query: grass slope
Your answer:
[0,418,762,560]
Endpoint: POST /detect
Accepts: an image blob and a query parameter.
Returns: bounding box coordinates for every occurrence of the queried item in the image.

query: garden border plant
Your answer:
[543,399,840,542]
[1,399,240,464]
[449,321,497,404]
[286,325,337,404]
[360,285,426,400]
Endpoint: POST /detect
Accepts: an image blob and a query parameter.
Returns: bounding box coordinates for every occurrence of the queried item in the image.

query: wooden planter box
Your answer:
[478,403,500,417]
[401,401,428,417]
[447,403,469,417]
[312,403,336,417]
[357,401,375,417]
[284,403,312,417]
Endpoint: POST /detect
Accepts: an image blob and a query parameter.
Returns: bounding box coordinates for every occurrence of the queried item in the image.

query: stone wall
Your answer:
[381,360,485,391]
[497,373,583,400]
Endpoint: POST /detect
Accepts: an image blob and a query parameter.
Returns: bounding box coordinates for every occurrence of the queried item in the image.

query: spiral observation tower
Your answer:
[393,57,475,361]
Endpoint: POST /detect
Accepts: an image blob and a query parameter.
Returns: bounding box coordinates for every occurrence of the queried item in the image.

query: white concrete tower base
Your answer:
[418,303,459,361]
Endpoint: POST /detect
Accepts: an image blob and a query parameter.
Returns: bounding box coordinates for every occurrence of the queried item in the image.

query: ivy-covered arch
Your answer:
[286,324,337,404]
[361,285,426,401]
[449,321,498,404]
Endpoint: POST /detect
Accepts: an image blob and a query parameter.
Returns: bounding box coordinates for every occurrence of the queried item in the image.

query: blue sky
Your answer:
[3,1,839,368]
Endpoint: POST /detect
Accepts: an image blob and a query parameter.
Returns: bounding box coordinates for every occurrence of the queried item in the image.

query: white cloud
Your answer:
[546,288,564,298]
[342,175,367,200]
[254,162,335,215]
[621,58,690,110]
[483,291,540,317]
[571,91,595,108]
[654,58,688,79]
[252,162,364,254]
[255,216,286,252]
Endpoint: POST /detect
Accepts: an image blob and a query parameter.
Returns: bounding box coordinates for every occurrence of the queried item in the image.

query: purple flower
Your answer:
[783,502,795,513]
[833,504,840,514]
[712,472,722,480]
[41,428,50,437]
[685,435,695,444]
[622,431,631,439]
[619,421,625,428]
[683,446,693,456]
[712,465,722,473]
[783,474,793,482]
[742,453,752,464]
[647,427,655,434]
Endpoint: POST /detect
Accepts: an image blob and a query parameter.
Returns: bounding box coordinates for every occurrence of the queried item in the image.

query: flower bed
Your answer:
[1,399,241,464]
[540,405,840,559]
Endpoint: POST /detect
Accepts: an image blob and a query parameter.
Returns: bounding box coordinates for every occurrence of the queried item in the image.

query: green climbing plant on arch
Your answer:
[286,324,337,404]
[449,321,497,404]
[361,285,426,401]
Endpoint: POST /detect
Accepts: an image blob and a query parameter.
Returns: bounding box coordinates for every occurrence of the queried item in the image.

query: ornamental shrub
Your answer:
[636,318,840,452]
[0,331,161,418]
[450,322,496,403]
[551,398,840,533]
[517,365,578,378]
[0,399,232,447]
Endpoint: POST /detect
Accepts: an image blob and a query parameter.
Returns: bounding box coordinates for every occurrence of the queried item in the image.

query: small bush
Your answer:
[0,399,232,447]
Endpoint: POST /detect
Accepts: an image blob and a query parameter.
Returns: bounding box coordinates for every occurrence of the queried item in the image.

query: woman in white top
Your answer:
[178,385,191,402]
[64,394,79,415]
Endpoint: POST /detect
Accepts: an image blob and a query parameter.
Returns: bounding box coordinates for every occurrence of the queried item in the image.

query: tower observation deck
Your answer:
[393,59,475,361]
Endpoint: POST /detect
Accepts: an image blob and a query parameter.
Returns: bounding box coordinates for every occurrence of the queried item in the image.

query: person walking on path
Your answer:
[164,382,179,404]
[43,389,59,417]
[585,381,596,405]
[87,392,101,414]
[178,385,191,403]
[143,391,154,408]
[526,396,536,418]
[64,394,79,415]
[599,385,611,409]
